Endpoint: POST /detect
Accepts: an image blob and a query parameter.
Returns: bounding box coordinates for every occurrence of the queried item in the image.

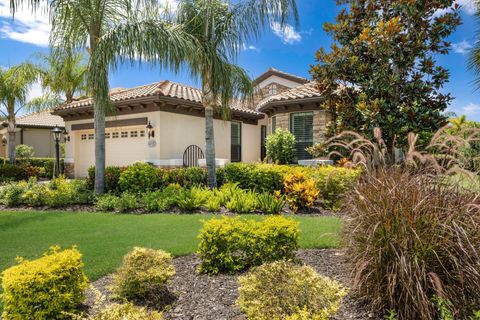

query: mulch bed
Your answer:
[85,249,375,320]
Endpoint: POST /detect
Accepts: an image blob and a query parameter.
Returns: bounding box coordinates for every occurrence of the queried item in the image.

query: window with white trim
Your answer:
[88,133,94,140]
[121,131,128,138]
[130,131,138,138]
[105,133,111,139]
[81,134,87,140]
[112,132,119,139]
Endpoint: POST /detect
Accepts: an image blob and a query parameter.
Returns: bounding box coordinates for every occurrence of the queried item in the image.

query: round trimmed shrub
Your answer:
[118,162,159,193]
[237,261,347,320]
[112,247,175,301]
[266,128,296,164]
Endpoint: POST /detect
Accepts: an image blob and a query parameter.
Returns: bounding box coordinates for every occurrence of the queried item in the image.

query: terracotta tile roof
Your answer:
[16,109,65,128]
[254,67,308,85]
[257,82,324,111]
[54,81,261,116]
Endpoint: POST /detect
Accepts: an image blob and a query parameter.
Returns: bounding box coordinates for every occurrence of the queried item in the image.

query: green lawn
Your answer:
[0,211,341,280]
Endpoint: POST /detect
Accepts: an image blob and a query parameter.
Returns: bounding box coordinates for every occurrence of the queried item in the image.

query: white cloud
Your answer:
[448,102,480,119]
[26,81,44,103]
[434,0,477,17]
[0,0,50,47]
[241,44,260,52]
[271,22,301,45]
[452,40,473,54]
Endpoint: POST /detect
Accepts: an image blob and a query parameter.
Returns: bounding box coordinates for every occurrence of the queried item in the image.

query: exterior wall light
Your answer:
[146,121,155,139]
[1,135,6,146]
[63,129,70,142]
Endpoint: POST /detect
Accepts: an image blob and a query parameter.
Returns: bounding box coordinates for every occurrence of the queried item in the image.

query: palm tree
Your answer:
[469,1,480,88]
[0,64,41,163]
[11,0,198,194]
[36,49,88,104]
[176,0,298,188]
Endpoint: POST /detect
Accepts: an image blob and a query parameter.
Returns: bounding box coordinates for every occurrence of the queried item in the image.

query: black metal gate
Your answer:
[183,145,205,167]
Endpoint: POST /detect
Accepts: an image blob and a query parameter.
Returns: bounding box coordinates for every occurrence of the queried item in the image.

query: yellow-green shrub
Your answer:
[314,166,362,210]
[237,261,347,320]
[1,246,88,320]
[284,172,320,212]
[90,303,163,320]
[111,247,175,300]
[197,216,299,275]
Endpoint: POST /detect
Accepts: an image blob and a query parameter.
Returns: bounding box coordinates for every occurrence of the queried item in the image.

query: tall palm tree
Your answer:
[0,64,41,163]
[11,0,198,194]
[36,49,88,104]
[176,0,298,188]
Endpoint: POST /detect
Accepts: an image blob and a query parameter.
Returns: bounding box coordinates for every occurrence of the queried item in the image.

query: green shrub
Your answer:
[87,166,125,194]
[22,183,48,207]
[114,193,139,213]
[0,180,28,206]
[344,169,480,319]
[284,172,320,213]
[205,196,221,212]
[119,162,159,193]
[266,128,296,164]
[15,144,34,161]
[141,191,171,212]
[163,167,207,187]
[176,187,207,211]
[1,246,88,320]
[197,216,299,275]
[225,189,258,214]
[257,192,286,215]
[90,303,163,320]
[237,261,347,320]
[314,166,361,210]
[111,247,175,301]
[95,194,119,212]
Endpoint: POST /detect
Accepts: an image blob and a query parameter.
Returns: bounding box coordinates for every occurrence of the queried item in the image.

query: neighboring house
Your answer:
[0,109,65,158]
[53,68,330,178]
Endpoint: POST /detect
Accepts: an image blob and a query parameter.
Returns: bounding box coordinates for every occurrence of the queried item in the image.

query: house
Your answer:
[0,109,65,158]
[52,68,330,178]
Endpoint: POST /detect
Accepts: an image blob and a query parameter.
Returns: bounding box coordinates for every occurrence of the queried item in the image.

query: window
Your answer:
[290,112,314,161]
[81,134,87,140]
[260,125,267,161]
[105,133,110,139]
[231,121,242,162]
[121,131,128,138]
[112,132,119,139]
[88,133,94,140]
[271,116,277,133]
[269,84,277,95]
[140,130,145,137]
[130,131,138,138]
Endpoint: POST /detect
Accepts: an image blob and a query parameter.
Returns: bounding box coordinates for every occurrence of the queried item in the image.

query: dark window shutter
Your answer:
[290,112,313,160]
[231,122,242,162]
[271,116,277,133]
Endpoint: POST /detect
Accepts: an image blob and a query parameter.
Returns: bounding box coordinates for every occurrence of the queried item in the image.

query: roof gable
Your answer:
[254,67,308,86]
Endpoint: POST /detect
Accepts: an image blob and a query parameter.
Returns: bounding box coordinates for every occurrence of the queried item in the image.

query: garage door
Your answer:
[75,126,147,177]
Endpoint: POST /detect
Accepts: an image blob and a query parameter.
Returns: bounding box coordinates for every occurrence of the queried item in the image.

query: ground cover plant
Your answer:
[0,211,341,280]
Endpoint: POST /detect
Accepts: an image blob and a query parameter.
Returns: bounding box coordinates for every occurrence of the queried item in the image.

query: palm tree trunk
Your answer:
[7,105,16,164]
[203,85,217,189]
[94,103,106,194]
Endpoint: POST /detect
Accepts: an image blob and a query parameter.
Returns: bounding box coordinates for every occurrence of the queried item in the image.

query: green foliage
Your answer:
[266,128,296,164]
[1,246,88,320]
[15,144,34,160]
[95,194,118,212]
[205,196,221,212]
[197,216,299,275]
[162,167,207,187]
[222,163,293,193]
[256,192,286,215]
[314,166,362,210]
[237,261,347,320]
[119,162,159,193]
[21,182,48,206]
[89,303,163,320]
[176,187,206,212]
[111,247,175,301]
[344,169,480,319]
[87,166,125,194]
[284,172,319,213]
[0,180,29,206]
[46,176,93,207]
[141,191,171,213]
[311,0,461,150]
[114,193,139,213]
[225,189,258,214]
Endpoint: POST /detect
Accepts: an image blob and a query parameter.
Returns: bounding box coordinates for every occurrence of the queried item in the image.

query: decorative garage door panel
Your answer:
[75,127,147,177]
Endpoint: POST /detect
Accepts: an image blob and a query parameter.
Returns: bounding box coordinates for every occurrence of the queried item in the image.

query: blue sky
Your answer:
[0,0,479,121]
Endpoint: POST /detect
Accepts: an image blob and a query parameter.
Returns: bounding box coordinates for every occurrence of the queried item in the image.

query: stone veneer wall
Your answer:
[254,82,292,105]
[64,162,75,179]
[268,110,330,144]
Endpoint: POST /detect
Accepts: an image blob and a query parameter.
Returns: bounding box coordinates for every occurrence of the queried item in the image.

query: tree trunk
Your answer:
[94,104,106,194]
[203,86,217,189]
[7,105,16,164]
